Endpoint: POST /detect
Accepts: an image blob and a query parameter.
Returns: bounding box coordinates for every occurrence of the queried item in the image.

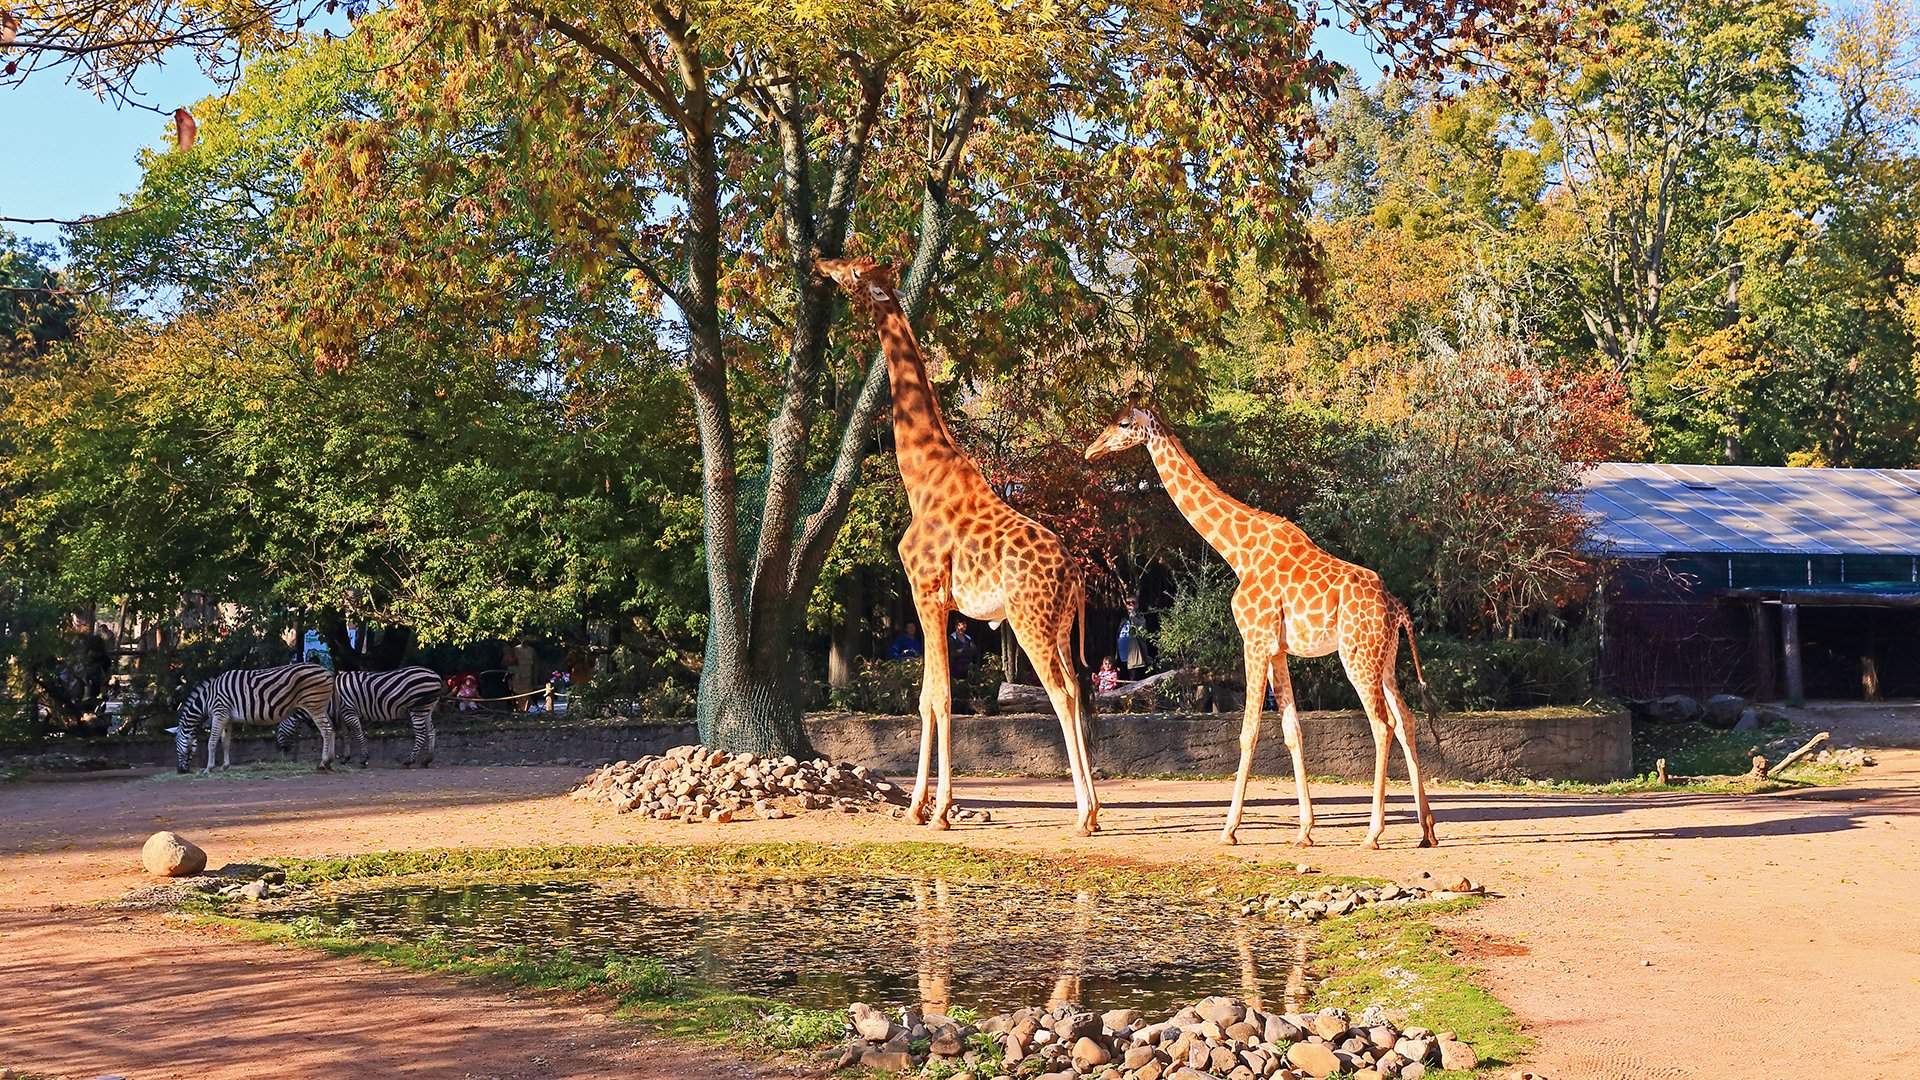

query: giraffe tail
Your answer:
[1075,583,1087,669]
[1394,597,1441,723]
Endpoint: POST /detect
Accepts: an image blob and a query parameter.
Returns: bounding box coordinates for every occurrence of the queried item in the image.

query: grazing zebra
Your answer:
[176,663,335,774]
[276,666,445,768]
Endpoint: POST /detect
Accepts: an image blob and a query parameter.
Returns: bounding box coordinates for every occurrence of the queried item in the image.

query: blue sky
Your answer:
[0,25,1382,254]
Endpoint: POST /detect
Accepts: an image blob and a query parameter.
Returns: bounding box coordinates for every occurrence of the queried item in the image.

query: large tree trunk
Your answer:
[697,622,813,757]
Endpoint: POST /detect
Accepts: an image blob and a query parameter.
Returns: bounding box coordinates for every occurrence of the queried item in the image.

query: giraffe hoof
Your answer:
[1419,836,1438,848]
[1075,825,1094,838]
[1219,831,1240,846]
[907,807,929,826]
[930,817,951,831]
[1361,839,1381,851]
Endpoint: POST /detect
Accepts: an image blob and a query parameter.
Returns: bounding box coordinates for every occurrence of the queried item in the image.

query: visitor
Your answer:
[889,621,924,660]
[502,639,538,712]
[1116,596,1149,678]
[455,672,481,712]
[948,618,979,679]
[1094,656,1120,694]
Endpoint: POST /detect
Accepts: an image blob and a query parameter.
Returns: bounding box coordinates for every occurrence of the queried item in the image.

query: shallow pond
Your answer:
[264,874,1310,1015]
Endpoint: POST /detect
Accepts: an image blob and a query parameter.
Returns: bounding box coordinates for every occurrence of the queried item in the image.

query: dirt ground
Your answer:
[3,728,1918,1079]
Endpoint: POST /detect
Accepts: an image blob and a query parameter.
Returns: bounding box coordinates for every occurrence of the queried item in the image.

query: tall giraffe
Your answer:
[1085,396,1436,848]
[816,256,1101,836]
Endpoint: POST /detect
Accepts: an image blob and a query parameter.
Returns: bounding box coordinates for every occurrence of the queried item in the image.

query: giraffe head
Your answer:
[814,256,903,314]
[1083,393,1156,461]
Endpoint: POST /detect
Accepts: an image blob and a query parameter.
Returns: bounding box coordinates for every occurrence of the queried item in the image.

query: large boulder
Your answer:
[1641,695,1701,724]
[1701,694,1748,728]
[141,831,207,877]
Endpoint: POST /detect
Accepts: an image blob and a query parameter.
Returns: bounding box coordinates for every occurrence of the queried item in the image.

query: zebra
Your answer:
[176,663,335,774]
[276,666,445,768]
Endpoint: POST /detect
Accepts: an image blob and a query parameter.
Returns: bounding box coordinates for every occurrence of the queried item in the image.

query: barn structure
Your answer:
[1580,463,1920,703]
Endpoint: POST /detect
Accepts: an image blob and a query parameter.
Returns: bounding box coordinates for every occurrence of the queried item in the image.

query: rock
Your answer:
[1437,1040,1478,1071]
[1366,1026,1398,1051]
[1123,1045,1165,1070]
[849,1003,894,1043]
[1286,1040,1343,1078]
[1263,1014,1305,1044]
[930,1024,965,1056]
[858,1048,912,1072]
[1401,1064,1427,1080]
[1701,693,1748,728]
[1225,1020,1261,1042]
[1393,1037,1434,1064]
[1196,997,1247,1027]
[1055,1010,1102,1043]
[1072,1037,1113,1072]
[237,880,269,900]
[1732,709,1759,733]
[140,831,206,877]
[1643,694,1701,723]
[1102,1007,1144,1033]
[1207,1044,1238,1074]
[1308,1014,1350,1041]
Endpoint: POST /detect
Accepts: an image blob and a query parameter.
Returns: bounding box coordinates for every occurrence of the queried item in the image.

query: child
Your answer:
[1094,655,1120,694]
[455,673,480,712]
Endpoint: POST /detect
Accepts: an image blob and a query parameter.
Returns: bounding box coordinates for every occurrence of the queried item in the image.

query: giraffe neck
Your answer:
[872,303,978,516]
[1141,419,1298,571]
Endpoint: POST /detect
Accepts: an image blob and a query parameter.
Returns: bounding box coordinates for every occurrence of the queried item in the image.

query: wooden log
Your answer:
[1766,731,1829,776]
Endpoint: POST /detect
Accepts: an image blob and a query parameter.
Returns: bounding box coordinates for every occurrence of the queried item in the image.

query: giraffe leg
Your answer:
[909,593,954,829]
[1383,676,1437,846]
[1010,607,1097,835]
[1271,656,1315,846]
[1222,637,1275,846]
[1345,654,1396,849]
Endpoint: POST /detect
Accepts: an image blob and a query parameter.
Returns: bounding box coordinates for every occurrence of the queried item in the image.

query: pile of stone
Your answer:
[1811,745,1873,769]
[1235,872,1485,922]
[570,745,948,824]
[832,997,1476,1079]
[1,750,121,774]
[204,869,307,901]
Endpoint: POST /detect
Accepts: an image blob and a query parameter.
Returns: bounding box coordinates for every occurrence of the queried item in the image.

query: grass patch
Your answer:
[145,761,323,783]
[1446,718,1861,796]
[202,841,1518,1075]
[1312,899,1526,1077]
[270,840,1359,900]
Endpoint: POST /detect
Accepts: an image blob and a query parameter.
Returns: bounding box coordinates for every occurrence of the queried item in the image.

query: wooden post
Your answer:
[1748,601,1776,701]
[1862,615,1880,702]
[1781,602,1804,706]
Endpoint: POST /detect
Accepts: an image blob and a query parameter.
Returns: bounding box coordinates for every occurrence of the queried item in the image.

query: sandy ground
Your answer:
[3,732,1918,1079]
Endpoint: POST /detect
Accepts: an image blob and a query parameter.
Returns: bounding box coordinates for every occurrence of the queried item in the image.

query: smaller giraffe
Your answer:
[817,255,1100,836]
[1086,395,1436,848]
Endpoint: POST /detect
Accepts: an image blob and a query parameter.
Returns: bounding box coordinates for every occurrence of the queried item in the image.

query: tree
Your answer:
[11,0,1580,754]
[0,231,83,373]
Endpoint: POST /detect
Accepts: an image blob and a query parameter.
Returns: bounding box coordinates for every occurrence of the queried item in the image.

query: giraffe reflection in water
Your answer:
[268,874,1308,1015]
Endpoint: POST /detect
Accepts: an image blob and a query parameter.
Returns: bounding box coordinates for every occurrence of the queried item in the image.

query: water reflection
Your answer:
[266,875,1309,1015]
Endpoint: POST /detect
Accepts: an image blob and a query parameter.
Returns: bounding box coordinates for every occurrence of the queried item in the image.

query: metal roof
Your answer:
[1578,462,1920,556]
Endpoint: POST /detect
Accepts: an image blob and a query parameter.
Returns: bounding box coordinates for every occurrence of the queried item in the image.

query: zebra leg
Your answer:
[204,714,224,773]
[406,706,434,767]
[345,711,368,768]
[316,715,335,772]
[274,713,303,758]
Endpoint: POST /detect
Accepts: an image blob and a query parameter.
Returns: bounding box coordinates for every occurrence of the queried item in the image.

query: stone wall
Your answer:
[809,710,1631,783]
[21,709,1630,782]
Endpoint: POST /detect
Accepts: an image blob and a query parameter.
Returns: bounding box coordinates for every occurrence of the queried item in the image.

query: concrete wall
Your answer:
[19,709,1630,782]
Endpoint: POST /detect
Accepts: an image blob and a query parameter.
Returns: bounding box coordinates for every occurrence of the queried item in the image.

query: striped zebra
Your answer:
[276,666,445,768]
[176,663,335,774]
